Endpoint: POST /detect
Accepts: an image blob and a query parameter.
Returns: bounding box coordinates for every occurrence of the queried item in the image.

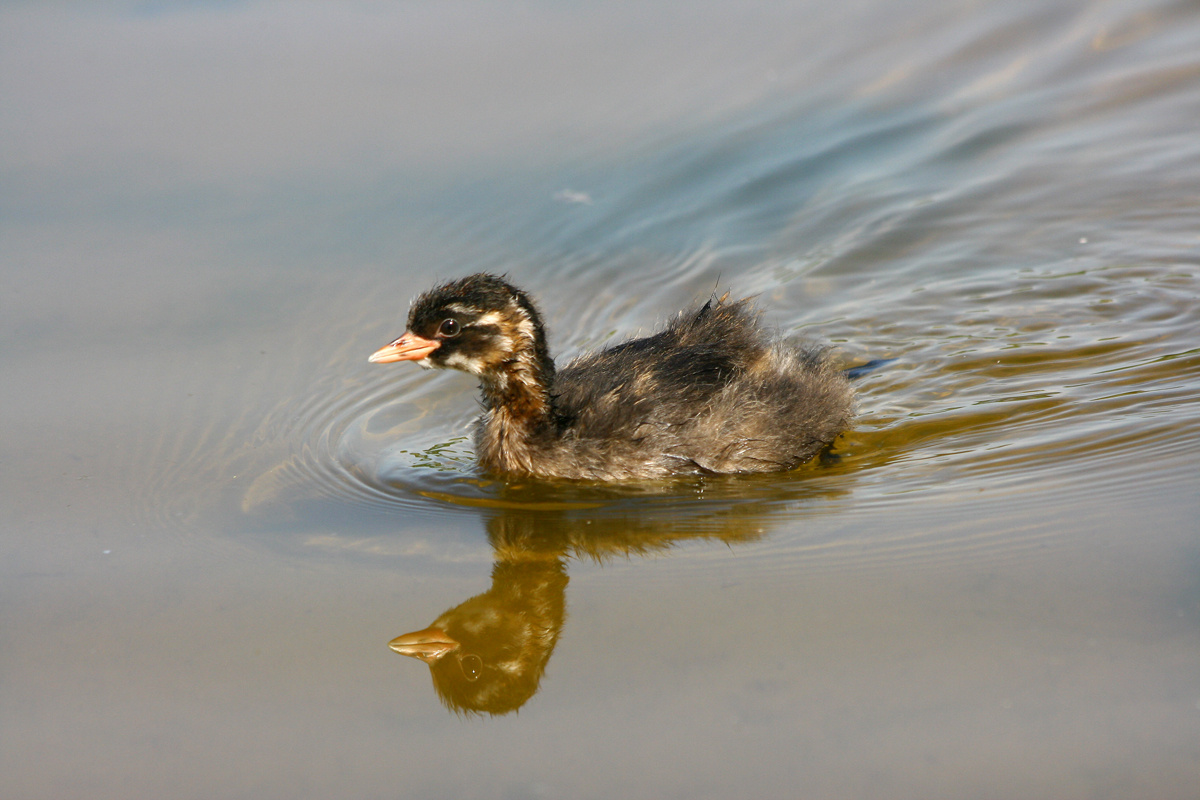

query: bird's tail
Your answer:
[843,358,896,380]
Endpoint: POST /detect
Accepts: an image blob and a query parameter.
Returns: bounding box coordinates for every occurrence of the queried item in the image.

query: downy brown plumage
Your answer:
[369,273,853,481]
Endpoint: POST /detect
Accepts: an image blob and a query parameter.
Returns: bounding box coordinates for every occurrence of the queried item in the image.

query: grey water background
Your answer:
[3,1,1199,797]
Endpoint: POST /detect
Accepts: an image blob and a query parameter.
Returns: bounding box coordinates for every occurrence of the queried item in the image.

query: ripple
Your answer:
[198,60,1200,575]
[242,369,466,518]
[226,251,1200,582]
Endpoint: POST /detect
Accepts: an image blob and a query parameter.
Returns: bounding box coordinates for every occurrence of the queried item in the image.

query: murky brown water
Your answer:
[3,1,1199,798]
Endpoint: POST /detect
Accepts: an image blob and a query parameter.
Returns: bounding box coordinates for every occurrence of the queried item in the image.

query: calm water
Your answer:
[3,1,1199,798]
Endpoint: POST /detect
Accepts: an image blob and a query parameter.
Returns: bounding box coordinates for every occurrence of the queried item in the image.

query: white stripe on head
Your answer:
[509,303,536,343]
[442,350,484,375]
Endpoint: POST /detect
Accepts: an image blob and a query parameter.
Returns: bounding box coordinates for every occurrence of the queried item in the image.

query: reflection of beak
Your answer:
[389,627,459,663]
[368,332,440,364]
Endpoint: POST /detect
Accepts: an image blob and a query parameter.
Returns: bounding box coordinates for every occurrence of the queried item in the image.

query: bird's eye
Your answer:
[438,318,461,337]
[459,654,482,681]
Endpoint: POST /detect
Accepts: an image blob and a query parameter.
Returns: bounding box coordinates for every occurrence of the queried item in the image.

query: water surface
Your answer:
[3,1,1199,798]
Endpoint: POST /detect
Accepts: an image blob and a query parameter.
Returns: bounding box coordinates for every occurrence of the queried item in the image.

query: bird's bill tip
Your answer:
[368,332,440,363]
[389,626,459,663]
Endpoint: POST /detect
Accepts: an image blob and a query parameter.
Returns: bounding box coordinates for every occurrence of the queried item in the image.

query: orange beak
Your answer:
[389,626,459,663]
[368,332,440,363]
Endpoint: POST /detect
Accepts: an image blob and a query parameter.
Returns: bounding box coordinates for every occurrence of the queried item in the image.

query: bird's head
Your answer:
[369,274,549,386]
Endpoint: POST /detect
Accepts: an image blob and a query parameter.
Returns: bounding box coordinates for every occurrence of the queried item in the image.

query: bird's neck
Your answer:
[476,348,558,476]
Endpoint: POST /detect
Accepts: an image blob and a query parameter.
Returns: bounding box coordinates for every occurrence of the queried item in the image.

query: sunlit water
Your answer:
[3,1,1199,798]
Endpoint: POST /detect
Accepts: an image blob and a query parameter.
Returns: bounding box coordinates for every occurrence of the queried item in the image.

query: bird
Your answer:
[368,273,853,481]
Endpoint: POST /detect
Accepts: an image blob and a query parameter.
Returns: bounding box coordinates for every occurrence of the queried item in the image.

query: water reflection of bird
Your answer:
[390,507,769,716]
[390,555,567,717]
[369,274,853,481]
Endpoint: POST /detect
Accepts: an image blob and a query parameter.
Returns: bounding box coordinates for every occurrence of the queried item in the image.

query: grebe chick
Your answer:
[368,273,853,481]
